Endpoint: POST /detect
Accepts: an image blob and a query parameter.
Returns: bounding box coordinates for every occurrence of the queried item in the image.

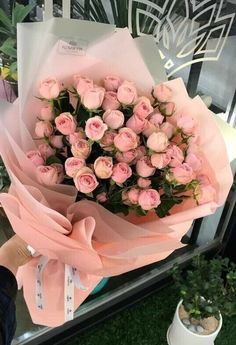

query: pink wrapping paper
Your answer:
[0,21,233,326]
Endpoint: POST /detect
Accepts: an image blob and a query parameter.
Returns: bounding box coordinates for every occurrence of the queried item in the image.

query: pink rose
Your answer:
[68,129,86,144]
[138,189,161,210]
[40,105,54,121]
[96,192,108,203]
[195,183,216,205]
[52,163,64,183]
[114,127,138,152]
[151,152,171,169]
[185,153,202,172]
[26,150,44,167]
[73,75,93,96]
[39,78,60,99]
[135,146,146,160]
[35,121,53,138]
[127,188,140,204]
[102,91,120,111]
[74,167,98,193]
[71,139,91,159]
[171,163,195,184]
[160,122,175,139]
[126,114,147,134]
[111,162,132,184]
[177,114,196,134]
[50,135,64,149]
[142,121,158,137]
[149,112,164,126]
[104,75,121,91]
[153,84,172,102]
[133,97,153,118]
[36,164,63,185]
[100,130,116,151]
[136,156,155,177]
[85,116,108,141]
[82,86,105,109]
[65,157,85,177]
[115,149,137,164]
[137,177,151,188]
[94,156,113,179]
[38,143,56,160]
[103,109,124,129]
[147,132,169,152]
[169,145,184,167]
[117,81,137,105]
[159,102,175,116]
[55,112,77,135]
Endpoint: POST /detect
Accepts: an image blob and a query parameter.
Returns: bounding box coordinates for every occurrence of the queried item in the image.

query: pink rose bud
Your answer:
[159,102,175,116]
[185,153,202,172]
[136,156,155,178]
[40,105,54,121]
[137,177,151,188]
[71,139,91,159]
[195,183,216,205]
[96,192,108,203]
[142,121,158,138]
[73,75,93,96]
[149,112,164,126]
[35,121,53,138]
[104,75,121,92]
[171,163,195,184]
[103,109,124,129]
[126,114,147,134]
[82,86,105,109]
[94,156,113,179]
[138,189,161,210]
[133,97,153,118]
[153,84,172,102]
[151,152,171,169]
[65,157,85,177]
[85,116,108,141]
[38,143,56,160]
[111,162,132,184]
[55,112,77,135]
[117,81,137,105]
[169,145,184,167]
[51,163,64,183]
[36,164,63,185]
[68,129,86,144]
[50,135,64,149]
[147,132,169,152]
[100,130,116,151]
[114,127,138,152]
[127,188,140,204]
[177,114,196,134]
[102,91,120,111]
[39,78,60,99]
[26,150,44,167]
[160,122,175,139]
[115,149,137,164]
[74,167,99,194]
[135,146,146,160]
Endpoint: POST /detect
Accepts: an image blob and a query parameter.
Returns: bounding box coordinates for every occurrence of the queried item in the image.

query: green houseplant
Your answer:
[167,255,236,345]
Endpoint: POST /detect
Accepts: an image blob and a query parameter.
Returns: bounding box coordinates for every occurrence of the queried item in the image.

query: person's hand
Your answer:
[0,235,32,275]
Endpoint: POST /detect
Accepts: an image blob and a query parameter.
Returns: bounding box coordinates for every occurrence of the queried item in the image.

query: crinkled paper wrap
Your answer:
[0,18,233,326]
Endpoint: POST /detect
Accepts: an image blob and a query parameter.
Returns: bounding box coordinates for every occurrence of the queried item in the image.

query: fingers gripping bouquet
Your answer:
[31,77,213,217]
[0,19,232,327]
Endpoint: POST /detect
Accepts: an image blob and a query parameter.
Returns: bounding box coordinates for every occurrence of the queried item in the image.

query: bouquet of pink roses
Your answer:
[29,75,215,219]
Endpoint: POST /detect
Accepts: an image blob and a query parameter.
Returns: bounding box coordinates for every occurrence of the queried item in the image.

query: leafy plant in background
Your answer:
[0,157,10,192]
[0,1,35,83]
[171,255,236,320]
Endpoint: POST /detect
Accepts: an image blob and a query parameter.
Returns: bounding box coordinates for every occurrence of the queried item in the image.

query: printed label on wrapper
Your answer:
[58,37,88,56]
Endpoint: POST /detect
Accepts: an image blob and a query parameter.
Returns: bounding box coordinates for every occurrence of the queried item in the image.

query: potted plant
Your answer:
[167,255,236,345]
[0,2,35,101]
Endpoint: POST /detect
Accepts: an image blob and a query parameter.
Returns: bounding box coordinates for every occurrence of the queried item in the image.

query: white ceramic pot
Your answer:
[167,300,222,345]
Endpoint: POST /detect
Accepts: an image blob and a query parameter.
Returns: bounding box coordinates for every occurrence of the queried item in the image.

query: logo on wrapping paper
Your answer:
[58,37,88,56]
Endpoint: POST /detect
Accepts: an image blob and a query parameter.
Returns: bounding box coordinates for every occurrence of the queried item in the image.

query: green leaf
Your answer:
[0,38,17,58]
[155,195,183,218]
[46,156,62,165]
[0,27,12,36]
[0,8,13,32]
[12,2,36,27]
[9,61,17,73]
